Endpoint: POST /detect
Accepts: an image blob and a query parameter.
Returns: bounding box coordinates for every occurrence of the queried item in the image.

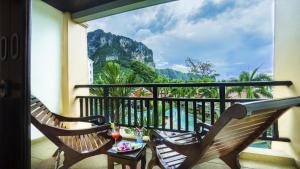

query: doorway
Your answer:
[0,0,31,169]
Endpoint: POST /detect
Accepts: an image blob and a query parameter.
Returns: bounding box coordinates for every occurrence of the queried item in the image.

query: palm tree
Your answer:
[226,67,273,98]
[91,62,137,96]
[90,62,139,123]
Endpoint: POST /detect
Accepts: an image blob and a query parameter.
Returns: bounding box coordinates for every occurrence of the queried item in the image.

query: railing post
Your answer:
[103,87,110,123]
[273,121,279,139]
[153,86,158,128]
[79,98,83,117]
[219,85,226,114]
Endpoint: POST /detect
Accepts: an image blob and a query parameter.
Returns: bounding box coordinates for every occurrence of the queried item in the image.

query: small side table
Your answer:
[107,142,147,169]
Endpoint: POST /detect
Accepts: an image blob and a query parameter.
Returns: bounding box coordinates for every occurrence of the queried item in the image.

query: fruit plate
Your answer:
[113,141,143,153]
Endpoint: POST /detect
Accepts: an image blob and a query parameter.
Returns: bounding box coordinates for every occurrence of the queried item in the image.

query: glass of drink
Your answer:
[135,127,144,143]
[111,127,121,147]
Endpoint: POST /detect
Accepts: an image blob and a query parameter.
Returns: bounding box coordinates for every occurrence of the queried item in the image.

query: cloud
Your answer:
[171,64,189,73]
[87,0,274,79]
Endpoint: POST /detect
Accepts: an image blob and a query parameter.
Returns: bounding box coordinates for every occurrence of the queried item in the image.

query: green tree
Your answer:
[226,67,273,98]
[129,61,158,83]
[158,77,218,98]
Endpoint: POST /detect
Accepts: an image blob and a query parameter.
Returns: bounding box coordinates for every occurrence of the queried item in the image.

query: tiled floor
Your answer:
[31,139,298,169]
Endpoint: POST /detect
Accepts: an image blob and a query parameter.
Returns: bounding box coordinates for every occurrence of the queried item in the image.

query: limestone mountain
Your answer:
[87,29,155,77]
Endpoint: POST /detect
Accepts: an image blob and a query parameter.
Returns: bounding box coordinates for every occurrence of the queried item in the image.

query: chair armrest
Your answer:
[55,114,106,125]
[196,122,212,130]
[47,123,111,136]
[195,122,211,138]
[150,130,198,156]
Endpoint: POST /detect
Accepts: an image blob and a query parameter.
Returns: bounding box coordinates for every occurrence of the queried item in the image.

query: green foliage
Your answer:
[157,77,218,98]
[226,67,273,98]
[92,61,220,99]
[91,62,137,96]
[129,61,158,83]
[92,61,271,100]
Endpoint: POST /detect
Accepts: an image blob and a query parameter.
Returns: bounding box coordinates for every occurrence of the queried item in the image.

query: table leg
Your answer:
[108,156,114,169]
[130,163,137,169]
[141,154,146,169]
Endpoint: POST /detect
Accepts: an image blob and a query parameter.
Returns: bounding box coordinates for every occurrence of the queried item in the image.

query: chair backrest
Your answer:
[31,96,68,146]
[31,96,62,128]
[198,97,300,163]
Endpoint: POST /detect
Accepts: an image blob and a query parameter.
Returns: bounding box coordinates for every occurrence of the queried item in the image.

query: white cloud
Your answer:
[135,29,153,41]
[171,64,189,73]
[211,0,226,5]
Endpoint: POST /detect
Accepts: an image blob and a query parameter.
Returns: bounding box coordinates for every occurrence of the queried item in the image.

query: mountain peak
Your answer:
[87,29,155,77]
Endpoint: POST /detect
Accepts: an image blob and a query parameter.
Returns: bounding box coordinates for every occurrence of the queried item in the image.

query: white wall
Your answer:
[31,0,64,139]
[273,0,300,165]
[64,16,90,117]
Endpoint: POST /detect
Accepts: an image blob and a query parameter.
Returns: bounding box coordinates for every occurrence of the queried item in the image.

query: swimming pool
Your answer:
[123,107,204,131]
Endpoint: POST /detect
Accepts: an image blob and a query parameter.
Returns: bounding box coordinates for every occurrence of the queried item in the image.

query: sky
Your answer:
[87,0,274,80]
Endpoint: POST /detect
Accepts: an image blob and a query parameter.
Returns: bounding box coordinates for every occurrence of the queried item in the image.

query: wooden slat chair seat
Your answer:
[148,97,300,169]
[58,133,111,154]
[31,96,114,169]
[150,131,198,169]
[156,144,186,169]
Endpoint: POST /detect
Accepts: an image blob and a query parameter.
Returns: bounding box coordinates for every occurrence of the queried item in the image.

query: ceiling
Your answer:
[42,0,118,13]
[42,0,177,23]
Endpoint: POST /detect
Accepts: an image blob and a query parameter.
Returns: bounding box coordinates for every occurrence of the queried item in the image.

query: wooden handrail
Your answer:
[75,81,292,88]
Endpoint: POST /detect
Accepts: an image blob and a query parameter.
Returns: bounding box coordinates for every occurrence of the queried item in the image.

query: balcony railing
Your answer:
[75,81,292,142]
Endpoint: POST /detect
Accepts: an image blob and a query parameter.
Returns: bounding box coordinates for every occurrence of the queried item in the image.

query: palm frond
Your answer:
[239,71,250,81]
[226,87,243,98]
[254,87,273,98]
[250,67,259,80]
[253,73,272,81]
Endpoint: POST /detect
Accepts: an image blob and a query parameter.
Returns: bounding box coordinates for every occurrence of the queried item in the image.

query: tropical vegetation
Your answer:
[92,60,272,99]
[226,67,272,98]
[91,62,137,96]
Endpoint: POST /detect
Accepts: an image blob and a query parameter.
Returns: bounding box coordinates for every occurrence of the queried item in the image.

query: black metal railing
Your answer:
[75,81,292,142]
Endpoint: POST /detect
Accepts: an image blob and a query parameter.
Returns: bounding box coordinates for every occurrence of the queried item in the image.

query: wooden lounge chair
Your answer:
[31,96,114,169]
[148,97,300,169]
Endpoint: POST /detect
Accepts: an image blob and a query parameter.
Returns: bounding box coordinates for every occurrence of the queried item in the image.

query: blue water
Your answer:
[123,108,197,131]
[164,109,196,130]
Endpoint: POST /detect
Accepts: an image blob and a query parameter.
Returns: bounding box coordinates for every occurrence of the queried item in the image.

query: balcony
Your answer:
[30,0,300,168]
[31,81,299,168]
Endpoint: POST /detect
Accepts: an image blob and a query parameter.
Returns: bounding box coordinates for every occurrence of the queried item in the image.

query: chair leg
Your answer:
[52,148,60,157]
[58,153,82,169]
[54,149,62,169]
[147,158,157,169]
[147,144,158,169]
[148,131,161,169]
[220,154,241,169]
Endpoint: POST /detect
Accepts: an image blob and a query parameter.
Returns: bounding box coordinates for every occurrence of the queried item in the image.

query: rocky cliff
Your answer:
[88,29,155,77]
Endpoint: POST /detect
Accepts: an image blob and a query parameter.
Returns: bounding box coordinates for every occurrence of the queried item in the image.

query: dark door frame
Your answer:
[0,0,31,168]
